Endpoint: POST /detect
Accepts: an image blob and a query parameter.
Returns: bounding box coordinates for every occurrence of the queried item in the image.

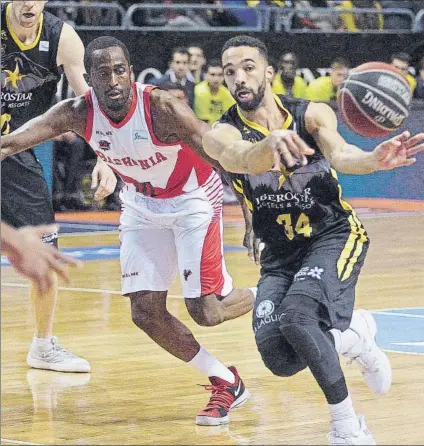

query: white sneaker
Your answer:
[328,415,376,445]
[27,335,91,373]
[344,309,392,395]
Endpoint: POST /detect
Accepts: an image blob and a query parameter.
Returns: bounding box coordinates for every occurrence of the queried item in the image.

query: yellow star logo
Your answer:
[4,63,25,89]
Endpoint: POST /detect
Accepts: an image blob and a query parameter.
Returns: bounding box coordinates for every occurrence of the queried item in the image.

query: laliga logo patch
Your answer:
[256,300,275,318]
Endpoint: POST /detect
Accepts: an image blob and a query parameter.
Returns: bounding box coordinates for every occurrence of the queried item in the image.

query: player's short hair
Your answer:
[205,59,222,71]
[85,36,130,73]
[391,52,411,64]
[331,57,350,70]
[221,35,268,62]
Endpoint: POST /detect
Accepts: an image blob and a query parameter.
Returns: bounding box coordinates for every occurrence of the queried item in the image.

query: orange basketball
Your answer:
[338,62,412,137]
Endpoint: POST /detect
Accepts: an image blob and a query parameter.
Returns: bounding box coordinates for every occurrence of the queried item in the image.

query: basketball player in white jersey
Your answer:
[1,36,311,426]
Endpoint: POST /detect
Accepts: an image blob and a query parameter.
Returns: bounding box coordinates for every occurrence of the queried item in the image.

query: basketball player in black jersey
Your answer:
[1,0,117,373]
[202,36,424,444]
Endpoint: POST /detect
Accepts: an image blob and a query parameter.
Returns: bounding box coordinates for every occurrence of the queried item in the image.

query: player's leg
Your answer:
[1,154,89,372]
[120,192,244,426]
[281,235,378,444]
[167,184,251,425]
[253,269,307,378]
[174,183,254,327]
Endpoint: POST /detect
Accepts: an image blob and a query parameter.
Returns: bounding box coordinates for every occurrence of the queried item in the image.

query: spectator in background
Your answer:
[336,0,383,31]
[390,52,417,94]
[152,47,195,108]
[413,57,424,99]
[188,45,207,84]
[272,52,307,98]
[292,0,337,30]
[306,57,350,101]
[194,60,235,125]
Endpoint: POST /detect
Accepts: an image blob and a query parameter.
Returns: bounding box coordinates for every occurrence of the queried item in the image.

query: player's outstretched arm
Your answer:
[203,123,314,175]
[306,102,424,174]
[1,223,82,295]
[1,98,86,160]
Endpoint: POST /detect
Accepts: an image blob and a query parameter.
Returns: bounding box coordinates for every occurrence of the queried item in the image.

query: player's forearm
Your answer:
[329,144,379,175]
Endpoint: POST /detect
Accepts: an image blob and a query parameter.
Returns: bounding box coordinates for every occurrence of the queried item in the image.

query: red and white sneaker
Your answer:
[196,366,250,426]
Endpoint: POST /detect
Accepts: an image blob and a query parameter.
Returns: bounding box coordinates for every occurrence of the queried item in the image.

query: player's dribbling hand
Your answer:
[91,159,118,201]
[267,130,315,170]
[243,229,261,265]
[8,225,83,295]
[372,131,424,171]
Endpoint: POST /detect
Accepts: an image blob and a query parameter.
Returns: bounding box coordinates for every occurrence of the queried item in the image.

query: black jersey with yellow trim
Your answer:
[219,95,368,266]
[1,2,63,136]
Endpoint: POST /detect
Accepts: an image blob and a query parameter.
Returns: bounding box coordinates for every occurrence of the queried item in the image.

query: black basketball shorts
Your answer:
[253,231,370,346]
[1,152,57,246]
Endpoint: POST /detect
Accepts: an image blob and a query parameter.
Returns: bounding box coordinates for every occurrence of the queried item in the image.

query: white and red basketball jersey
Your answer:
[84,82,213,198]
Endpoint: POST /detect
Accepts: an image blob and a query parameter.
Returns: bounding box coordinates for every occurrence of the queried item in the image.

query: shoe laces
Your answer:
[40,336,78,359]
[200,383,234,411]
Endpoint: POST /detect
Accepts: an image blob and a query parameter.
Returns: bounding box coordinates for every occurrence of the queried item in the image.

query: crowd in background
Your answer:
[53,41,424,212]
[49,0,424,31]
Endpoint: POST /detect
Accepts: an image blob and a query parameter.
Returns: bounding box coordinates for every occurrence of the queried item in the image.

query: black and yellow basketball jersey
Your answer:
[1,2,63,136]
[219,95,368,264]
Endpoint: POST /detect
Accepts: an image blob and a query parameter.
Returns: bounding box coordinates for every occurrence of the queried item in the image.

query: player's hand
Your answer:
[91,159,117,201]
[243,229,261,265]
[267,130,315,169]
[8,225,83,295]
[373,131,424,170]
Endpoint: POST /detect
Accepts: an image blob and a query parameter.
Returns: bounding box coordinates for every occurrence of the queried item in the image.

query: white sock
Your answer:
[330,328,360,355]
[189,346,235,383]
[33,335,53,349]
[329,394,360,435]
[249,287,258,301]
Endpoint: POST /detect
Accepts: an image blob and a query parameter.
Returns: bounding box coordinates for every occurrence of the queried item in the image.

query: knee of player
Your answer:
[129,291,163,330]
[185,295,224,327]
[258,339,304,377]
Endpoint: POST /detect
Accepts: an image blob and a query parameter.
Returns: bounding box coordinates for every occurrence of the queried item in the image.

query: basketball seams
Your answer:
[349,69,410,90]
[339,88,394,132]
[343,80,409,116]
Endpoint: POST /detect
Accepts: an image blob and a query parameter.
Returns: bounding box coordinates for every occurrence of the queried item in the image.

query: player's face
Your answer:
[188,47,205,72]
[330,67,349,88]
[223,46,273,111]
[206,66,224,90]
[90,46,133,112]
[11,1,47,28]
[279,54,297,79]
[171,52,189,80]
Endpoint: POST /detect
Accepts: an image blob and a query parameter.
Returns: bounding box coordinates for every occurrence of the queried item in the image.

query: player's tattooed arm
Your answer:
[1,97,87,160]
[149,88,222,169]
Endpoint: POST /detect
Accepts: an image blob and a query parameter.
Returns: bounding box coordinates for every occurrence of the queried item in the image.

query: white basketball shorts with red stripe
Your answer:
[119,171,234,298]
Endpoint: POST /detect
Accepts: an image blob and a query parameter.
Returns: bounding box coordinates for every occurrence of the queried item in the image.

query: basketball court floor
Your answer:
[1,200,423,445]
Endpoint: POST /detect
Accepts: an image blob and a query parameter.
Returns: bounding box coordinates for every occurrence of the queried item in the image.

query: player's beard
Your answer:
[235,79,266,111]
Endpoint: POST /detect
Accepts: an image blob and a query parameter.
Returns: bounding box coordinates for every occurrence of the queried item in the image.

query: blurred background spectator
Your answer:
[194,60,235,125]
[306,58,350,101]
[390,52,417,94]
[272,52,307,98]
[414,57,424,99]
[152,47,196,108]
[188,45,207,84]
[336,0,383,31]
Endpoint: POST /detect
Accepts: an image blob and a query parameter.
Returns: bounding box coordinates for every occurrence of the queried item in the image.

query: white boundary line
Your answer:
[0,282,181,299]
[0,439,45,446]
[371,311,424,319]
